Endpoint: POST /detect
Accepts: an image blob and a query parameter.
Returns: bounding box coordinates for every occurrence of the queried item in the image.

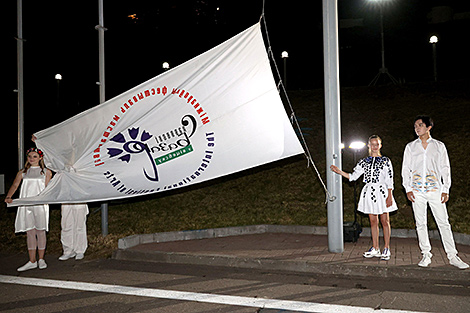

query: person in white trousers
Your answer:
[59,204,89,261]
[402,115,468,269]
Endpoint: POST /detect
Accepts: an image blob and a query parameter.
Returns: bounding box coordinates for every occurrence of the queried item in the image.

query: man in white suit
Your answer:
[402,115,468,269]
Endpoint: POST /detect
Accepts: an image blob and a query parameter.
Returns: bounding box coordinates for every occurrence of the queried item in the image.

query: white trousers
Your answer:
[412,191,458,260]
[61,204,89,255]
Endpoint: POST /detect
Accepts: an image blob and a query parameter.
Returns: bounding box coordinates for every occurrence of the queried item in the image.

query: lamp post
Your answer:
[55,74,62,108]
[281,51,288,89]
[349,141,366,219]
[369,0,397,86]
[349,141,366,167]
[429,35,438,82]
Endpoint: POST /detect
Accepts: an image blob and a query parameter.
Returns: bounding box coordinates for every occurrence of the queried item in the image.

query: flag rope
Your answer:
[260,8,335,204]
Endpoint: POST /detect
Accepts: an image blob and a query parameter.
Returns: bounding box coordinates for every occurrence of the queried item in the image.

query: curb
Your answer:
[113,247,470,283]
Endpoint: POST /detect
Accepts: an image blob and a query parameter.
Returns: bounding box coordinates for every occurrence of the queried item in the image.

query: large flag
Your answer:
[12,23,304,206]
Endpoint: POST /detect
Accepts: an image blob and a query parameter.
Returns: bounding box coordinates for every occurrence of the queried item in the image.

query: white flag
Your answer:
[12,23,304,206]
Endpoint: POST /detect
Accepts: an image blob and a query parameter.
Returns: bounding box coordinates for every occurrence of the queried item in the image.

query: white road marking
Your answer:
[0,275,425,313]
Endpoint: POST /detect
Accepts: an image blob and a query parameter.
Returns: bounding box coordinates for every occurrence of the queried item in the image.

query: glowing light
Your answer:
[349,141,366,150]
[429,35,438,44]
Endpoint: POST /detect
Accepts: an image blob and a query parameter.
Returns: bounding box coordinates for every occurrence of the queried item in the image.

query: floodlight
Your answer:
[349,141,366,150]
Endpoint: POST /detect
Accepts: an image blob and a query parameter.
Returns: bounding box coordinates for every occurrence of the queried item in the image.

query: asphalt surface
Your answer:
[1,253,470,313]
[1,225,470,312]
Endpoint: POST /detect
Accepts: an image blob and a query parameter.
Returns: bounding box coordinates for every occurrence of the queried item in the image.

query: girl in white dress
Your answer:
[331,135,398,261]
[5,148,53,271]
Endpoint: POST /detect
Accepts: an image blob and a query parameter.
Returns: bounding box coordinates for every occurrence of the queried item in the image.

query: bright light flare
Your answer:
[349,141,366,150]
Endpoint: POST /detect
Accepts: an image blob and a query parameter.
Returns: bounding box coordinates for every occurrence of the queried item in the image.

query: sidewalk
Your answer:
[113,225,470,282]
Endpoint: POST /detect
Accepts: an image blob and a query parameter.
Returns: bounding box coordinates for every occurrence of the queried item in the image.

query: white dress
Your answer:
[349,156,398,215]
[14,166,49,233]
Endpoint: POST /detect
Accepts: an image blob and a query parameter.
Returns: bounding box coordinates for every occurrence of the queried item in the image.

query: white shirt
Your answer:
[402,136,451,194]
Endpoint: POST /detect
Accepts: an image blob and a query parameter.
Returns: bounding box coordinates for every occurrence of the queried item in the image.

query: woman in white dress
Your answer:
[5,148,53,271]
[331,135,398,261]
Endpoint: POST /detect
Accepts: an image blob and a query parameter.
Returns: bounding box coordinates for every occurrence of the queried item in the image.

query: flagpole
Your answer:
[97,0,108,236]
[322,0,344,253]
[17,0,25,170]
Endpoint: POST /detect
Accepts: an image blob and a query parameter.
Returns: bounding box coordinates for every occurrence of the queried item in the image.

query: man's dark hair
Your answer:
[414,115,434,128]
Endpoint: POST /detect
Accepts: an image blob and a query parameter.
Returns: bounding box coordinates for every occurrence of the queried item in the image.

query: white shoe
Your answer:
[75,253,84,260]
[381,248,391,261]
[38,259,47,269]
[449,256,469,270]
[363,247,381,258]
[418,254,432,267]
[17,261,38,272]
[59,252,76,261]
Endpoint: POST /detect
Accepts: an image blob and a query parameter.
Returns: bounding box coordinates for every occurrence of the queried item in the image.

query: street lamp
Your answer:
[55,74,62,108]
[348,140,366,233]
[429,35,438,82]
[162,62,170,71]
[348,141,366,189]
[281,51,288,89]
[368,0,398,86]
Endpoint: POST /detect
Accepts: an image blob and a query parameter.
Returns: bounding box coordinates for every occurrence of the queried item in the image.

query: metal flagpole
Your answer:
[17,0,25,170]
[97,0,108,236]
[322,0,344,253]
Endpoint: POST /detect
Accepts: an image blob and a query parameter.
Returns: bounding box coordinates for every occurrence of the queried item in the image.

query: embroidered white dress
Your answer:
[349,156,398,215]
[14,166,49,233]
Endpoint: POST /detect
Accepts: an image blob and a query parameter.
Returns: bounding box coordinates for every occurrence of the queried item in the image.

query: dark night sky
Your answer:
[2,0,470,179]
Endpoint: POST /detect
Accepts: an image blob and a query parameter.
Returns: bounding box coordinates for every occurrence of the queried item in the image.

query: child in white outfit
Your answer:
[5,148,53,271]
[331,135,397,260]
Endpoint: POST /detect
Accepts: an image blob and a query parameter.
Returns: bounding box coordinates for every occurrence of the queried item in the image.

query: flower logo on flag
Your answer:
[107,127,159,182]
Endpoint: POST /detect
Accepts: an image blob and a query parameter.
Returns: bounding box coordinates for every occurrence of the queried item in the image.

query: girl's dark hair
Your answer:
[414,115,434,128]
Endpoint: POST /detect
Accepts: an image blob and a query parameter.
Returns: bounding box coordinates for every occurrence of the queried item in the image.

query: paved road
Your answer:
[1,254,469,313]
